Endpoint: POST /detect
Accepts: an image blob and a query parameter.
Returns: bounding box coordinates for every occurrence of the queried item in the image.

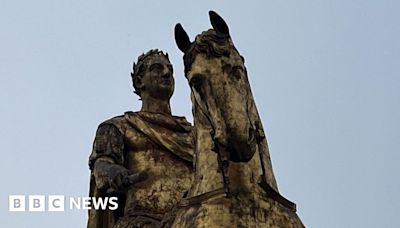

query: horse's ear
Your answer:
[175,23,191,53]
[209,10,230,36]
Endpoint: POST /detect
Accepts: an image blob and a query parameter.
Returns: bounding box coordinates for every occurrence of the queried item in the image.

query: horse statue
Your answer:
[168,11,304,228]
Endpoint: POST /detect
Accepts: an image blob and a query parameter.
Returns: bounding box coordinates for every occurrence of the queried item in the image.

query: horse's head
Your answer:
[175,11,257,162]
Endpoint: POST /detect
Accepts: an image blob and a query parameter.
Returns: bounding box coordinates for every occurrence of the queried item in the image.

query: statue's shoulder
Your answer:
[126,111,193,133]
[97,113,130,133]
[171,115,193,129]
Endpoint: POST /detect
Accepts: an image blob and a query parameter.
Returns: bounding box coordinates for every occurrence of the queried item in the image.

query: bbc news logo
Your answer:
[9,195,118,212]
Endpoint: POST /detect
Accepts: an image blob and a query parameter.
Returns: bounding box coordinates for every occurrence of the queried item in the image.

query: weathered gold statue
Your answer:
[88,11,304,228]
[168,11,305,227]
[88,50,194,228]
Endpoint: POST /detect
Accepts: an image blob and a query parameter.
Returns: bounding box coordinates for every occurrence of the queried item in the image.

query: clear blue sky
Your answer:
[1,1,399,227]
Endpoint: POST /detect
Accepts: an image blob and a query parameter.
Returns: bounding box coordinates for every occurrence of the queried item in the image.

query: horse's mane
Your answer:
[183,29,234,75]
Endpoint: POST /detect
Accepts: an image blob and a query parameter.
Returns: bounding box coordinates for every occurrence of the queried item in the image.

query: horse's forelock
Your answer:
[183,29,233,76]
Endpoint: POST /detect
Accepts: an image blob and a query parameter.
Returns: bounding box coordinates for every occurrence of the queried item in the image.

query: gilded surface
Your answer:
[122,113,193,216]
[88,11,305,228]
[171,11,305,227]
[87,50,194,228]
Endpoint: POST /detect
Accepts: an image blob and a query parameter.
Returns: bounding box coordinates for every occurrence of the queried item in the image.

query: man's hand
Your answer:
[93,159,147,194]
[123,172,148,186]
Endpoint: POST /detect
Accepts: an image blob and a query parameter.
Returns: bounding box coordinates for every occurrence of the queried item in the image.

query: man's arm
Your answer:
[90,123,141,194]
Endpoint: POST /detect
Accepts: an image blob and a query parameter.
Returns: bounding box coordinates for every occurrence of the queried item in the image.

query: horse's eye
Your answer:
[189,74,204,91]
[233,66,244,73]
[232,66,244,79]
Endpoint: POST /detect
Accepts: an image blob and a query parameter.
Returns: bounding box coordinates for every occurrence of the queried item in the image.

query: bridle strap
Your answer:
[191,88,231,196]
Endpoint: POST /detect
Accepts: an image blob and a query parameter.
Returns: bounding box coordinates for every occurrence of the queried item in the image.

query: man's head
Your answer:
[131,49,174,101]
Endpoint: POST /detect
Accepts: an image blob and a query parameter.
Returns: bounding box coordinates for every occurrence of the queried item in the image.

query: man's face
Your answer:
[140,55,174,100]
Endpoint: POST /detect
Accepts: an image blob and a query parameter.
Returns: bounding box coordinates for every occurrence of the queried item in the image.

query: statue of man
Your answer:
[87,49,194,228]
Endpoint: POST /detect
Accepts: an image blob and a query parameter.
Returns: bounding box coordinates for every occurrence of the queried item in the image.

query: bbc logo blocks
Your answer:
[9,195,65,212]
